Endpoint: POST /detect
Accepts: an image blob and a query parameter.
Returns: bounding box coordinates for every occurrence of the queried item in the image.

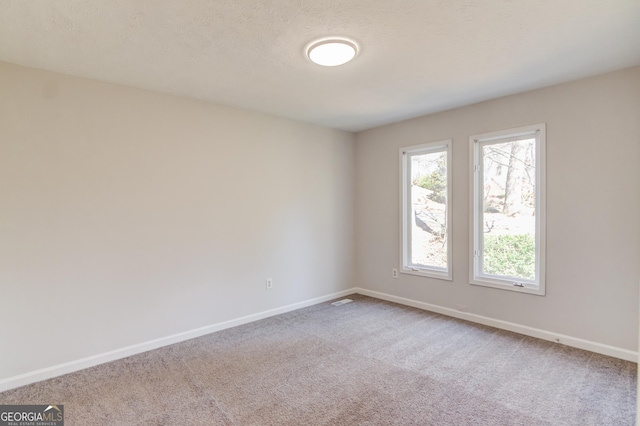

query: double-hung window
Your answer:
[400,140,452,280]
[470,124,546,295]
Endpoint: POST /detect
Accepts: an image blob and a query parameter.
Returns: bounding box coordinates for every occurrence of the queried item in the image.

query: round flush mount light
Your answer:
[306,38,358,66]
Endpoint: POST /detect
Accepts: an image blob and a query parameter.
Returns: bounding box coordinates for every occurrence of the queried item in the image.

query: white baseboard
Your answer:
[2,286,634,393]
[355,288,637,363]
[0,288,357,393]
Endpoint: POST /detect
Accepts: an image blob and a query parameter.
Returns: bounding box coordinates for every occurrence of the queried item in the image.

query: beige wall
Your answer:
[2,59,638,385]
[0,62,355,381]
[355,67,640,351]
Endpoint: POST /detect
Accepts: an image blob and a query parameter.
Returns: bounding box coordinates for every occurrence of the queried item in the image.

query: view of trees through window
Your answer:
[481,138,536,280]
[410,151,447,268]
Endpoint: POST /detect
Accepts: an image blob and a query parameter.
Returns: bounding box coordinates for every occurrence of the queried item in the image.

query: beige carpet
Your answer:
[0,294,636,425]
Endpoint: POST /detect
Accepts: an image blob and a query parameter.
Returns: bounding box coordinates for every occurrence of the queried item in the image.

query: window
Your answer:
[400,140,452,280]
[470,124,546,295]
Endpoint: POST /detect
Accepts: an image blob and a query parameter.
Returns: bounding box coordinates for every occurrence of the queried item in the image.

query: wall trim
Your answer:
[2,286,635,393]
[355,288,638,363]
[0,288,357,393]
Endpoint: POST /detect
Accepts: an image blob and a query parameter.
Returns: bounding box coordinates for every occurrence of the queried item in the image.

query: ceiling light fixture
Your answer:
[306,38,358,67]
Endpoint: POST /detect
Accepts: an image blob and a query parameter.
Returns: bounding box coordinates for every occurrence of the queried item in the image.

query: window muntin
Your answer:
[400,140,452,280]
[470,124,545,295]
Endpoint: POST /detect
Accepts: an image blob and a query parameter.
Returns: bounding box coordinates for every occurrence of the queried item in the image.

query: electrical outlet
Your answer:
[392,268,398,278]
[266,278,273,290]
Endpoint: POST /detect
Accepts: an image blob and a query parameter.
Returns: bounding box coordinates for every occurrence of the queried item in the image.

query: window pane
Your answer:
[481,138,536,280]
[410,151,447,268]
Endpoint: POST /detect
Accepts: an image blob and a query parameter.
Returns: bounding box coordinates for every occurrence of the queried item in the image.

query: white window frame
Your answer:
[469,124,546,295]
[400,140,452,280]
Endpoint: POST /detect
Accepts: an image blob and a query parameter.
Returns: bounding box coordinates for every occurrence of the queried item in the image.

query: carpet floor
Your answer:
[0,294,636,425]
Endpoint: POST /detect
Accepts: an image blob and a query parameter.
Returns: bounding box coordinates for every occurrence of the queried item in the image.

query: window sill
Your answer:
[470,278,545,296]
[401,267,452,281]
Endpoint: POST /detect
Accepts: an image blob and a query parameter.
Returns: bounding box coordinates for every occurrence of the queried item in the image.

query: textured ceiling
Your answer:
[1,1,639,132]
